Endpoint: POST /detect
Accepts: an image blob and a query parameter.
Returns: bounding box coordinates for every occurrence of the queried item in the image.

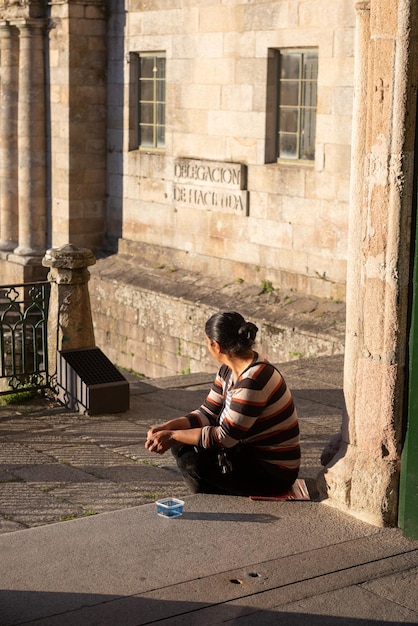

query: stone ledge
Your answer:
[88,252,345,377]
[90,252,346,346]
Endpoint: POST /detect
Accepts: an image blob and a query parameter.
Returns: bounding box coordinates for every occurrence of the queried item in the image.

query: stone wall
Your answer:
[89,253,345,378]
[106,0,355,300]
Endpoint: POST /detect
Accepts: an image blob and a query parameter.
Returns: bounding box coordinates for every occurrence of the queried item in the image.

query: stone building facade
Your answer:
[0,0,107,283]
[1,0,418,533]
[110,0,353,301]
[1,0,354,297]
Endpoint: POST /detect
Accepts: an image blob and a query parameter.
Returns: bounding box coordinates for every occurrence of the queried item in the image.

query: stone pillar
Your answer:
[321,0,415,526]
[13,18,47,257]
[48,0,107,252]
[0,21,19,251]
[42,244,97,376]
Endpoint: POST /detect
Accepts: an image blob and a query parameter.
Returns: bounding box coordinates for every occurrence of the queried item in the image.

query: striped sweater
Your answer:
[185,355,301,474]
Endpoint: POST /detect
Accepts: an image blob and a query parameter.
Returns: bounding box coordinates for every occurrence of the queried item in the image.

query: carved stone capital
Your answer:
[0,0,46,21]
[43,243,96,272]
[355,1,371,11]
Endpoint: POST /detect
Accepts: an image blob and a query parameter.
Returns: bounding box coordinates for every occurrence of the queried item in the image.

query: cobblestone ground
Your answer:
[0,355,344,534]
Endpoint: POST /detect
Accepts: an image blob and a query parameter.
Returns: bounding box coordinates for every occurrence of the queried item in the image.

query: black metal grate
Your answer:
[57,347,130,415]
[60,348,126,386]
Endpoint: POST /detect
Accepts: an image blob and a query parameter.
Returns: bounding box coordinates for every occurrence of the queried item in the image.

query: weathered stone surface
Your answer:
[89,252,345,379]
[0,354,343,532]
[43,243,96,272]
[43,244,97,374]
[114,1,355,298]
[323,0,415,527]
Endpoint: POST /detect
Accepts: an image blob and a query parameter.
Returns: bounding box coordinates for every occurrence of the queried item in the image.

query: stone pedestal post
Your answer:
[13,18,47,257]
[0,22,18,251]
[42,244,97,376]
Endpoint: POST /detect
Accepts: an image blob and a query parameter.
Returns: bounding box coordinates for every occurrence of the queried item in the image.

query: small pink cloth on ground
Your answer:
[249,478,310,501]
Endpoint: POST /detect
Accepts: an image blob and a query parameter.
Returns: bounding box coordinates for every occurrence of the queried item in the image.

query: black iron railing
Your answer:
[0,281,50,395]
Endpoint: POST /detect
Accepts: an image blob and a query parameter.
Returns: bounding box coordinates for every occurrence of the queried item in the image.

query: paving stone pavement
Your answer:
[3,355,418,626]
[0,355,344,534]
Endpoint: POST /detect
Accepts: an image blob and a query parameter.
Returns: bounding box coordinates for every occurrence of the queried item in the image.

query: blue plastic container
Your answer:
[156,498,184,518]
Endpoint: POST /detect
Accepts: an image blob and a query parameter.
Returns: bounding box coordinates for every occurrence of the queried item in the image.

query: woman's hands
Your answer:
[145,427,174,455]
[145,417,189,454]
[145,418,202,453]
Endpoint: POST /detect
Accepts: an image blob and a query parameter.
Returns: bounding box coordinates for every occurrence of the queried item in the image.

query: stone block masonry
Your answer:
[48,0,107,252]
[116,0,355,300]
[89,253,345,379]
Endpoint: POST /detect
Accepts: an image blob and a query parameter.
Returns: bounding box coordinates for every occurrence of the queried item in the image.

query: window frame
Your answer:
[129,51,166,152]
[265,48,318,164]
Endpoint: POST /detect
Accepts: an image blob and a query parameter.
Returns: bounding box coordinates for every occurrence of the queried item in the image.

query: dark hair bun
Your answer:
[205,311,258,356]
[238,322,258,344]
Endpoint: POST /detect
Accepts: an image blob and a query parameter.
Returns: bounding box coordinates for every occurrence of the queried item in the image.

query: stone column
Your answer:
[321,0,414,527]
[42,244,97,376]
[13,18,47,257]
[320,2,372,477]
[0,21,19,251]
[48,0,107,252]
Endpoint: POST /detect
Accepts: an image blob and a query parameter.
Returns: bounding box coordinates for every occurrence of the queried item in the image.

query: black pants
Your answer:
[172,444,298,497]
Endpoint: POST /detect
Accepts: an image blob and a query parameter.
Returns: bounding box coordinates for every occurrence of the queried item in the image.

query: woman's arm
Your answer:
[146,416,192,453]
[145,367,228,455]
[146,426,202,454]
[149,416,191,434]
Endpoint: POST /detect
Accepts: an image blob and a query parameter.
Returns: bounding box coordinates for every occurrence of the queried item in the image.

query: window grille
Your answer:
[130,52,166,150]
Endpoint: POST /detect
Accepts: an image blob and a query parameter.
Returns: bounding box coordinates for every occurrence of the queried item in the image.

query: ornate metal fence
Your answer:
[0,282,50,395]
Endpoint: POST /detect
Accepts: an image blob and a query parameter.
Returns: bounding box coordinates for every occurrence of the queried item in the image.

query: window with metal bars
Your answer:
[129,52,166,150]
[265,49,318,163]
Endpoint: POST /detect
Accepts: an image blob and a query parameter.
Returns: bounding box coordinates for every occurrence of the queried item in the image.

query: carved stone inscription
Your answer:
[173,158,249,216]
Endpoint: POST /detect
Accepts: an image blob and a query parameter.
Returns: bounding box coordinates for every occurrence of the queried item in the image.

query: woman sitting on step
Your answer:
[145,311,300,496]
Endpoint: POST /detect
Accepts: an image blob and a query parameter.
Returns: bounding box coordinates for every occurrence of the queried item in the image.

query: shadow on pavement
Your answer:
[1,589,414,626]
